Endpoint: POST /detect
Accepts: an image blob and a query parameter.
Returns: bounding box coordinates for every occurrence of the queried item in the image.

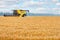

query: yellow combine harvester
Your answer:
[4,10,29,17]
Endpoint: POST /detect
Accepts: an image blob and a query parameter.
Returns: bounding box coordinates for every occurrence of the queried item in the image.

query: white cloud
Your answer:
[0,0,19,13]
[50,8,60,14]
[0,0,19,8]
[0,0,60,14]
[52,0,58,2]
[21,1,45,8]
[56,2,60,5]
[35,8,46,11]
[30,8,49,13]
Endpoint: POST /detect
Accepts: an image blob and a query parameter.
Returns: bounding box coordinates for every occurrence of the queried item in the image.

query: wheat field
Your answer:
[0,16,60,40]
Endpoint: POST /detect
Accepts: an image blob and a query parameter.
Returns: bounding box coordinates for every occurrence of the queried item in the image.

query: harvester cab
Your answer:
[4,10,29,17]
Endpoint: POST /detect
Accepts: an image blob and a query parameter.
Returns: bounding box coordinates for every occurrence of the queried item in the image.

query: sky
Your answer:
[0,0,60,14]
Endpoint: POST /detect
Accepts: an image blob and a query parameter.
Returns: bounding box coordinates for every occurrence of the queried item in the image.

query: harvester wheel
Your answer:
[18,14,20,16]
[22,14,26,17]
[4,14,6,16]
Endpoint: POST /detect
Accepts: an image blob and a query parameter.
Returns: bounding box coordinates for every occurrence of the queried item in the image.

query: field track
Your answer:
[0,16,60,40]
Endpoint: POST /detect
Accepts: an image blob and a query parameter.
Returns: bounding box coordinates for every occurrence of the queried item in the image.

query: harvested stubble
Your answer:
[0,16,60,40]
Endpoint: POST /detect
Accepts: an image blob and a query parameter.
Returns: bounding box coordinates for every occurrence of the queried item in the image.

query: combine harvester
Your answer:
[4,10,29,17]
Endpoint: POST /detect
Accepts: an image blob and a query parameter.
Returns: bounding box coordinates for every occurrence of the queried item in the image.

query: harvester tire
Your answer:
[4,14,6,16]
[22,14,26,17]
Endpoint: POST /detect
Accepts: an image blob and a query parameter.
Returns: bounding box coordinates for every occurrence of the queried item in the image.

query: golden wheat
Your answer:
[0,16,60,40]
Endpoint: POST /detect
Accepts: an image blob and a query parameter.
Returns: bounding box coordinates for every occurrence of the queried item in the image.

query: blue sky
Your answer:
[0,0,60,14]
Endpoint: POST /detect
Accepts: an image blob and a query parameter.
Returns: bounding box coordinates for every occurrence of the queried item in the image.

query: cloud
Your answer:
[20,1,44,8]
[0,0,19,8]
[56,2,60,5]
[30,7,49,13]
[50,8,60,14]
[52,0,58,2]
[0,0,60,14]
